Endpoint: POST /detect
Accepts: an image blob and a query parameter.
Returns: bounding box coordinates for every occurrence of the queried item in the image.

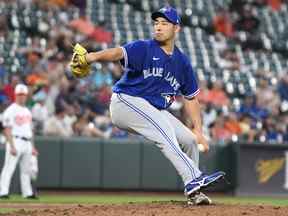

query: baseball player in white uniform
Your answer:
[0,84,38,199]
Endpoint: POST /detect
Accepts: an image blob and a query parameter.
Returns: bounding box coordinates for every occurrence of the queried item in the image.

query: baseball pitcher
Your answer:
[70,6,225,205]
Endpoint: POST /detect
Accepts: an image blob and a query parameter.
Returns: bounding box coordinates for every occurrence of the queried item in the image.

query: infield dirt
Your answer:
[1,201,288,216]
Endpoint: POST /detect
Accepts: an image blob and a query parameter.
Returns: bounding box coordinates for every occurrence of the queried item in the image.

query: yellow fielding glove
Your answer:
[70,43,91,78]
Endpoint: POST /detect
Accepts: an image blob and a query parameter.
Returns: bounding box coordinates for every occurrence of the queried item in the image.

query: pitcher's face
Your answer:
[153,17,179,43]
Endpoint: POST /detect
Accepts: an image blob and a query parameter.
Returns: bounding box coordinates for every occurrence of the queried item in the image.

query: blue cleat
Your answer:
[184,171,226,196]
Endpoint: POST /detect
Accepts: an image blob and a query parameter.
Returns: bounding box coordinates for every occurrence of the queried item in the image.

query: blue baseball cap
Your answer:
[151,6,180,25]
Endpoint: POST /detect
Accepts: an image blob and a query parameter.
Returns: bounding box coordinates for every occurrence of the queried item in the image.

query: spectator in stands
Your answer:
[46,55,66,84]
[231,5,262,50]
[93,112,112,133]
[55,78,79,112]
[213,8,235,38]
[230,0,246,13]
[0,90,8,107]
[63,106,77,134]
[211,114,233,143]
[201,103,217,141]
[24,50,48,86]
[31,90,49,135]
[256,77,280,115]
[2,74,20,103]
[87,82,111,117]
[56,32,74,58]
[262,117,282,143]
[23,51,43,75]
[238,114,256,142]
[238,34,264,51]
[234,6,260,34]
[202,103,217,130]
[98,85,112,105]
[267,0,283,11]
[0,15,8,37]
[43,106,73,137]
[69,15,95,36]
[90,20,113,44]
[48,0,68,8]
[91,63,113,89]
[41,82,60,115]
[212,33,228,52]
[252,0,267,7]
[224,112,242,135]
[238,95,268,120]
[69,0,86,15]
[206,80,230,108]
[275,117,287,143]
[278,75,288,101]
[72,109,109,138]
[230,0,266,13]
[217,49,240,70]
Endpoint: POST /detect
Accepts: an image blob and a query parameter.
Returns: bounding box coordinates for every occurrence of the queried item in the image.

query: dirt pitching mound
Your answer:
[1,201,288,216]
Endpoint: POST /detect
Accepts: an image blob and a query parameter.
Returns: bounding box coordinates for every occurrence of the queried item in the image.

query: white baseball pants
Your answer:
[110,93,201,185]
[0,138,34,197]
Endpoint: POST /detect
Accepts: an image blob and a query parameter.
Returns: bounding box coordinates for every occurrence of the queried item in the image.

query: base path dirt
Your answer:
[1,201,288,216]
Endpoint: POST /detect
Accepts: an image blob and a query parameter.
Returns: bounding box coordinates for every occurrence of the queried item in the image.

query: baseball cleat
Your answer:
[187,191,212,205]
[184,171,226,196]
[25,194,38,199]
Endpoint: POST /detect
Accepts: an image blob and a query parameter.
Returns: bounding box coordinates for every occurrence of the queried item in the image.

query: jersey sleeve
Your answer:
[180,62,200,99]
[2,108,13,128]
[120,40,147,71]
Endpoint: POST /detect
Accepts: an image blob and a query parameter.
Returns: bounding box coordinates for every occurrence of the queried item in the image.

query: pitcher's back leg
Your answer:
[161,110,199,167]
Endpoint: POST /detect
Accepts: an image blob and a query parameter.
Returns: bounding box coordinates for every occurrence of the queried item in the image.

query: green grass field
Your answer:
[1,193,288,205]
[1,193,288,214]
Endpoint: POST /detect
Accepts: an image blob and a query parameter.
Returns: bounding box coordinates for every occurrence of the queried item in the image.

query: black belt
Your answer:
[14,136,31,142]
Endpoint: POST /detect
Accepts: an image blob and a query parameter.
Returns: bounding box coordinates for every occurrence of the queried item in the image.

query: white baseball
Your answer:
[198,144,205,152]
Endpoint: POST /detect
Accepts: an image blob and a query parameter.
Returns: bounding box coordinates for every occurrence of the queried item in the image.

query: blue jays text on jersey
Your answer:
[112,39,200,109]
[143,68,181,91]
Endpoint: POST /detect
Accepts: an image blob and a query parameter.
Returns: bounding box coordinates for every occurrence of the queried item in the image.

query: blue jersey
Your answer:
[112,39,199,109]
